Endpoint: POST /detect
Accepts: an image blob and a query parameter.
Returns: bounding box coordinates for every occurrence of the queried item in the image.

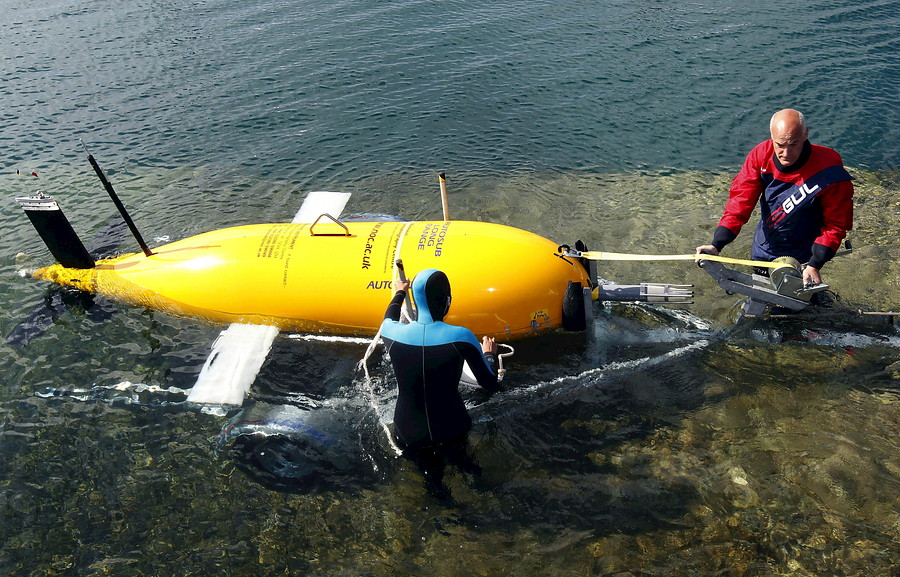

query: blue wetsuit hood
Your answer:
[411,268,451,323]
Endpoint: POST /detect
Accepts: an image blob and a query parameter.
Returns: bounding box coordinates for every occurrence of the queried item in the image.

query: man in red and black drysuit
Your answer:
[697,109,854,286]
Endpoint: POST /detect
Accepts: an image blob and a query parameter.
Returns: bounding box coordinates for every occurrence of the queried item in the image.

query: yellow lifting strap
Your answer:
[576,250,785,269]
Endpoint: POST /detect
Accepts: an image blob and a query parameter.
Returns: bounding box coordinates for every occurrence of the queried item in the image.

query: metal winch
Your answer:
[698,253,834,316]
[769,256,805,293]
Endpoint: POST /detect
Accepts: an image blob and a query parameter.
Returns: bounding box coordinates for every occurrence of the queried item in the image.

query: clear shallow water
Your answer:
[1,0,899,575]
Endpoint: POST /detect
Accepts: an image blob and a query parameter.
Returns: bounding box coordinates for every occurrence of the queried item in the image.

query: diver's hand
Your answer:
[481,336,498,355]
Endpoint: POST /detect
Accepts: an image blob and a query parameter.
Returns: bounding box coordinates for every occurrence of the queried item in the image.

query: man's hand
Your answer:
[695,245,719,256]
[802,265,822,286]
[392,279,410,292]
[695,245,719,264]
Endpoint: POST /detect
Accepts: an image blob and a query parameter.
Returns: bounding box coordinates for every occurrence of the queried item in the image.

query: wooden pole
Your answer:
[439,172,450,221]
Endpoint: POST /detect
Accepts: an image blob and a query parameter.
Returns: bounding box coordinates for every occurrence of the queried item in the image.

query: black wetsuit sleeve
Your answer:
[458,342,499,392]
[384,290,406,321]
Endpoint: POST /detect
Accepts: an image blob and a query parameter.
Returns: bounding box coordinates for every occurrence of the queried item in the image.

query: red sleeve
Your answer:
[814,179,854,251]
[717,144,766,235]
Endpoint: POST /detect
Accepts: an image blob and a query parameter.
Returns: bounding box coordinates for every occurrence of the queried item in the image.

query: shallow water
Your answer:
[2,171,899,576]
[1,0,899,575]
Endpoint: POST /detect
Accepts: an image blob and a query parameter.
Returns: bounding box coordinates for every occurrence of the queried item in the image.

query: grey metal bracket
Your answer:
[697,259,828,315]
[309,213,350,236]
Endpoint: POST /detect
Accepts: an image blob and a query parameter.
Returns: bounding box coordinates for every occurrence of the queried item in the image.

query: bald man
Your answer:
[697,109,854,285]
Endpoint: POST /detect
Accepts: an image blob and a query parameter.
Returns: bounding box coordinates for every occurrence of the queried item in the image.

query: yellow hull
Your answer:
[35,220,590,338]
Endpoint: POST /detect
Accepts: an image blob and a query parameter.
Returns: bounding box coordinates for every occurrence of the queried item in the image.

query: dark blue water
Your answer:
[1,0,898,575]
[3,0,897,180]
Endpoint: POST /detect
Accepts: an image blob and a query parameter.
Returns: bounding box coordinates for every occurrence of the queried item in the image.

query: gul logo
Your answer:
[767,182,820,227]
[782,182,820,214]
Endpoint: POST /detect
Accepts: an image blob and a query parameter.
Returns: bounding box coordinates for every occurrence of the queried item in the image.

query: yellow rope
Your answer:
[576,251,785,269]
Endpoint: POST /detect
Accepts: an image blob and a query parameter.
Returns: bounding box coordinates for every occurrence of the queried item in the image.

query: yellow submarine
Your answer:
[17,159,614,340]
[30,216,593,338]
[16,155,699,347]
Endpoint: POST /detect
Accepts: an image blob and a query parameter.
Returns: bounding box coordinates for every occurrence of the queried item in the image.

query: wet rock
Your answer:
[588,534,633,574]
[744,560,777,576]
[701,517,730,542]
[587,451,607,467]
[49,554,75,571]
[887,360,900,379]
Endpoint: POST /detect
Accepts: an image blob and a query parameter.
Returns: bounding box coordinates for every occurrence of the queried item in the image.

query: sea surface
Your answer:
[1,0,898,575]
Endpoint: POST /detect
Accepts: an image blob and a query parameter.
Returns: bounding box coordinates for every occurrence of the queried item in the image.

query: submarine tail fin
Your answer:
[187,323,280,405]
[17,194,95,269]
[291,191,352,224]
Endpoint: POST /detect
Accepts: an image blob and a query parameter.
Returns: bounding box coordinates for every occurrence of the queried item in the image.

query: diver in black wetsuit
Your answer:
[381,269,499,499]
